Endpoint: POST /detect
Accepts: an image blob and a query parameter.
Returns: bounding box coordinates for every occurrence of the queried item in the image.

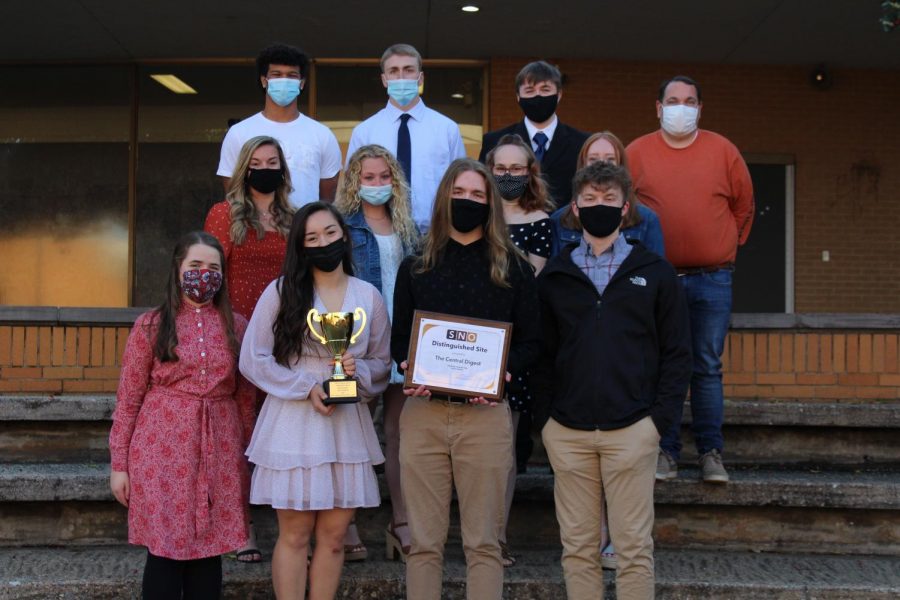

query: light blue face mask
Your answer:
[387,79,419,106]
[359,184,393,206]
[266,78,301,107]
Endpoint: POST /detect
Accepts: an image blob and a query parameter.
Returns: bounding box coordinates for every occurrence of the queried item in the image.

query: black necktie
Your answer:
[397,113,412,184]
[533,132,549,162]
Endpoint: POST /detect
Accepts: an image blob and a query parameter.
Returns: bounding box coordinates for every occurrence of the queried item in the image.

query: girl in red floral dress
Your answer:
[204,135,295,563]
[109,231,256,599]
[204,134,294,321]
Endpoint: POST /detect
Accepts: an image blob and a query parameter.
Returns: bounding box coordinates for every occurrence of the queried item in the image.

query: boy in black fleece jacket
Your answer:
[536,162,691,600]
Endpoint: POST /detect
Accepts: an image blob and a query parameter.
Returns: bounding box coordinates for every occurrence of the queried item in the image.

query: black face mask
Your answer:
[518,94,558,123]
[578,204,623,238]
[495,173,529,201]
[306,238,346,272]
[450,198,490,233]
[247,168,283,194]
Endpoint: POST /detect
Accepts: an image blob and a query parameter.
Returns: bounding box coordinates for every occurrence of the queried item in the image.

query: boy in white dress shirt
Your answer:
[346,43,467,232]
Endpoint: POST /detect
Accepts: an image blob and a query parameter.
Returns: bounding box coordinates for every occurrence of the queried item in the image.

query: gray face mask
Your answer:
[495,173,529,200]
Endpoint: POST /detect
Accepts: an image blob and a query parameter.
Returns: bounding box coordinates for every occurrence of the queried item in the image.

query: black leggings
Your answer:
[142,551,222,600]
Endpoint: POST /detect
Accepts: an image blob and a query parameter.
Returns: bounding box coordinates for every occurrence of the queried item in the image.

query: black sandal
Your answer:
[234,521,262,563]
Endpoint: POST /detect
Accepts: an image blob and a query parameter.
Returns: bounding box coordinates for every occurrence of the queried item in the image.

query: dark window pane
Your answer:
[134,65,263,306]
[0,66,130,307]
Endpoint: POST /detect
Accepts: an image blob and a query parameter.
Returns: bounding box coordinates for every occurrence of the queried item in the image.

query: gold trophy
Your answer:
[306,307,368,405]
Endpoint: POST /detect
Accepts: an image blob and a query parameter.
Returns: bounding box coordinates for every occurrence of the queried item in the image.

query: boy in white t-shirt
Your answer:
[218,44,342,207]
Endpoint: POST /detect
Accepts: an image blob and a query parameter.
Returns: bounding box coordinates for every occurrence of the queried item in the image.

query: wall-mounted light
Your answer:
[809,64,832,91]
[150,74,198,94]
[461,5,480,13]
[451,93,465,99]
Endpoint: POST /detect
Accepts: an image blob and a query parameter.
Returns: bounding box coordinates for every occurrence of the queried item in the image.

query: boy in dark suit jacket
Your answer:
[479,61,588,207]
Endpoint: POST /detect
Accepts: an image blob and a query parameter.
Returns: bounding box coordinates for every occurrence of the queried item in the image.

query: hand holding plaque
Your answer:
[404,311,512,401]
[307,307,367,405]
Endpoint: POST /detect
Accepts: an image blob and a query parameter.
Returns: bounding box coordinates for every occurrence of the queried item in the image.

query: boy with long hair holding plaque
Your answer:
[391,158,541,600]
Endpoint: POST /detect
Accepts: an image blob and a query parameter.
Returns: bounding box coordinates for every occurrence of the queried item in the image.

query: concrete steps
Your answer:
[528,398,900,467]
[0,545,898,599]
[1,463,898,555]
[0,396,113,464]
[679,399,900,465]
[1,393,899,596]
[4,395,899,466]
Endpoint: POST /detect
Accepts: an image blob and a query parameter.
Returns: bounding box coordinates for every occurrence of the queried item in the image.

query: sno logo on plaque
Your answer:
[446,329,478,343]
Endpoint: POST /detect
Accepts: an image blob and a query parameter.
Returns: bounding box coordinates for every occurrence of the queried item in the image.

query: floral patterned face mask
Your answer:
[180,269,223,304]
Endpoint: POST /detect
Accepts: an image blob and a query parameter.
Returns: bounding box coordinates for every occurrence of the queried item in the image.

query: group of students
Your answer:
[110,40,753,600]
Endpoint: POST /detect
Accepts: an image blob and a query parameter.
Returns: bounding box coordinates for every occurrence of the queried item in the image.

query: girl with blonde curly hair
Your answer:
[335,144,419,562]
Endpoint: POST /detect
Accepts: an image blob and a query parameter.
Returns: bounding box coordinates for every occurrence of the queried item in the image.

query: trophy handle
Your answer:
[306,309,328,345]
[349,307,367,344]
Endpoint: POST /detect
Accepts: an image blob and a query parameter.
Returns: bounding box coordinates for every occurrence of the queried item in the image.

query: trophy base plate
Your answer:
[323,378,360,405]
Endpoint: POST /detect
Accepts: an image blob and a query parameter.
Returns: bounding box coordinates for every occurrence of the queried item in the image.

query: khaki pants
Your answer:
[543,416,659,600]
[399,396,513,600]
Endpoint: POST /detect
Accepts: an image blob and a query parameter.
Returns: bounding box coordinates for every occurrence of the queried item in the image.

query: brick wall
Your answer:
[1,322,898,401]
[488,58,900,313]
[723,331,900,400]
[0,325,127,393]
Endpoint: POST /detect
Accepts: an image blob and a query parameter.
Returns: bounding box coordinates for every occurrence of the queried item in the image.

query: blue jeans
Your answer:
[660,269,732,460]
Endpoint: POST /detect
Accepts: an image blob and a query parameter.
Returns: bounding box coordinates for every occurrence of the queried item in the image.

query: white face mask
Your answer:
[661,104,699,136]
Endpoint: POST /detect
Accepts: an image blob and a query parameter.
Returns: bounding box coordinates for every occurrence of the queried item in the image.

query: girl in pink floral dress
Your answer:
[109,231,256,599]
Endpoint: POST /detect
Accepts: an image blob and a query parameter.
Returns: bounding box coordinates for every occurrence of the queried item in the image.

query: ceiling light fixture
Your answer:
[461,5,480,13]
[150,74,198,94]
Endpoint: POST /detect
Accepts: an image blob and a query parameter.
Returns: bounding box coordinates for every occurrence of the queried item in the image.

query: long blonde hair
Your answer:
[416,158,523,288]
[335,144,419,250]
[225,135,294,244]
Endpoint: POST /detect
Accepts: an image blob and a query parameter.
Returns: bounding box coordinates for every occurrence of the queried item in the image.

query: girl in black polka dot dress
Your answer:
[485,134,554,567]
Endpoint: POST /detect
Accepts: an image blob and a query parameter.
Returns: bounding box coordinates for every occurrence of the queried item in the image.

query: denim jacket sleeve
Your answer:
[549,206,582,258]
[623,204,666,258]
[345,211,383,294]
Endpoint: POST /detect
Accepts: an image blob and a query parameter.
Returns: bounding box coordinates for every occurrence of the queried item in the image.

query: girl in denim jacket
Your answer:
[335,144,420,562]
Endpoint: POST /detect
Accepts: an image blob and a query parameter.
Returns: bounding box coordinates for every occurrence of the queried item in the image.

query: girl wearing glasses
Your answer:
[486,134,554,274]
[483,134,555,568]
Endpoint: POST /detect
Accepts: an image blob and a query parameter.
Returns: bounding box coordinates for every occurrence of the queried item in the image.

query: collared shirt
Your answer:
[570,234,632,296]
[347,99,466,229]
[523,114,559,152]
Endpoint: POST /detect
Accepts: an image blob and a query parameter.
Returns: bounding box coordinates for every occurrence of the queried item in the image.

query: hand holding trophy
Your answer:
[306,307,368,405]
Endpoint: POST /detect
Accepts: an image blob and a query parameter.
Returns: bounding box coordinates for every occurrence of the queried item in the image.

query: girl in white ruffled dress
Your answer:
[239,202,391,599]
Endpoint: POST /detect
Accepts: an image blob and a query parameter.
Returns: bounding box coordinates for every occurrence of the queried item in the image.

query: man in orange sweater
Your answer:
[626,75,754,484]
